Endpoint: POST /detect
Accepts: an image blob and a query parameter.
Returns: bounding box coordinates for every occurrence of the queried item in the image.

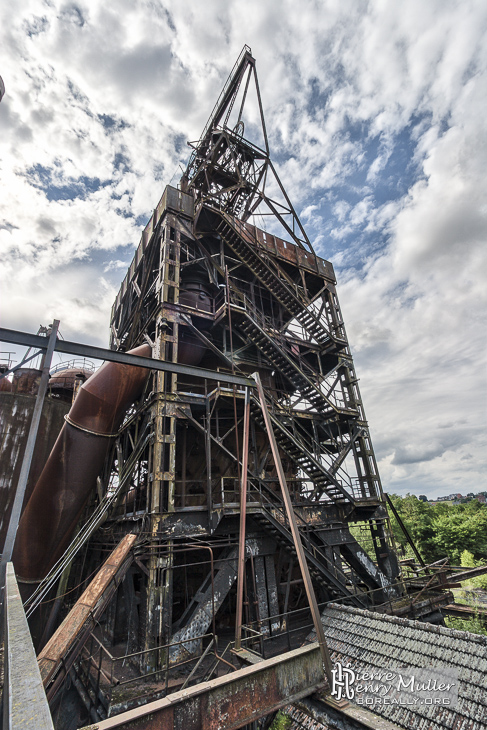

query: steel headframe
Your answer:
[181,45,315,254]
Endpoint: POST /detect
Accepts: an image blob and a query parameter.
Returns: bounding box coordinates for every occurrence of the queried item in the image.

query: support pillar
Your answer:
[144,219,181,670]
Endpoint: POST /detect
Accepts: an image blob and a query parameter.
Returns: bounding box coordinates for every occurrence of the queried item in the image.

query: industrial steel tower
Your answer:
[106,46,403,671]
[17,47,418,722]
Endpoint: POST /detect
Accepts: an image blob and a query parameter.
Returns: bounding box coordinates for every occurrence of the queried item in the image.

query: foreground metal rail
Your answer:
[38,534,137,702]
[80,643,325,730]
[2,563,54,730]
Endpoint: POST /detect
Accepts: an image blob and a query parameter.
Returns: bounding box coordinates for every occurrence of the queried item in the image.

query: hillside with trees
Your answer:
[387,493,487,565]
[386,494,487,635]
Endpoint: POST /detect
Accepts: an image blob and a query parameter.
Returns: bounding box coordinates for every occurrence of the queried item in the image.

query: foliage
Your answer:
[459,550,487,591]
[269,712,292,730]
[387,497,487,637]
[387,494,487,565]
[388,494,436,562]
[430,506,487,564]
[444,614,487,636]
[461,549,477,568]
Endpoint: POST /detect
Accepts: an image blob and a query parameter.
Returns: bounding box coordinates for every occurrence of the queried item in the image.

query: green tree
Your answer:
[386,495,487,565]
[430,508,487,564]
[387,494,436,562]
[460,549,477,568]
[459,550,487,590]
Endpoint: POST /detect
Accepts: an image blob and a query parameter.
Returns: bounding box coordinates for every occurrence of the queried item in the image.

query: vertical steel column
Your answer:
[1,320,59,570]
[253,372,332,685]
[145,221,181,668]
[235,387,250,650]
[205,391,212,509]
[385,493,426,569]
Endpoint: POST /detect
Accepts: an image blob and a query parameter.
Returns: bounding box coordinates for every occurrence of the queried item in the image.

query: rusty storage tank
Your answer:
[11,367,42,394]
[0,367,13,392]
[0,373,70,553]
[48,360,95,401]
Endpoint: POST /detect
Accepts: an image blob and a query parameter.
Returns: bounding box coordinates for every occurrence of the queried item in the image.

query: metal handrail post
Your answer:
[235,387,250,651]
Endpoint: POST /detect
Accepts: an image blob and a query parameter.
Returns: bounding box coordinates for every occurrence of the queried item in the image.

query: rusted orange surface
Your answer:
[38,533,136,686]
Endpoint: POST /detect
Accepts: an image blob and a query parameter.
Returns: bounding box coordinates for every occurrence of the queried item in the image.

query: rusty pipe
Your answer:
[13,344,151,583]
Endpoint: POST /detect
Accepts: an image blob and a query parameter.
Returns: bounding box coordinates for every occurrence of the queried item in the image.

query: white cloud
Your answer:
[1,0,486,498]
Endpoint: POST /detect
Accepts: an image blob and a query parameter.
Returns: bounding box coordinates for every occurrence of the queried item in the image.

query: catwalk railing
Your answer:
[75,630,237,718]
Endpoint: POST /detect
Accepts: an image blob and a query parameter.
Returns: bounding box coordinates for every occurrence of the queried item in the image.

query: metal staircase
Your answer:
[228,288,355,417]
[248,477,395,605]
[249,485,367,608]
[249,393,358,507]
[170,545,238,661]
[213,209,346,349]
[178,399,393,608]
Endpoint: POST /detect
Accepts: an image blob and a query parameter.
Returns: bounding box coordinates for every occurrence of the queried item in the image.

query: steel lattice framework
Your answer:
[0,48,465,730]
[12,46,430,723]
[105,46,404,675]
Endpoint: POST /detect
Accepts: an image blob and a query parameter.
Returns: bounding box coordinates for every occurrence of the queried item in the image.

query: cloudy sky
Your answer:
[1,0,486,499]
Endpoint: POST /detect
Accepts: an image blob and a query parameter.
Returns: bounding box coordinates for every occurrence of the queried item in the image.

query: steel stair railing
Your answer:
[178,401,378,602]
[227,287,355,416]
[214,210,346,349]
[249,391,358,506]
[247,479,367,607]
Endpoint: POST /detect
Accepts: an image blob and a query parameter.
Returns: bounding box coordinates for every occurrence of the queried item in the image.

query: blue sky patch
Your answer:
[113,152,131,173]
[25,163,109,201]
[98,114,129,132]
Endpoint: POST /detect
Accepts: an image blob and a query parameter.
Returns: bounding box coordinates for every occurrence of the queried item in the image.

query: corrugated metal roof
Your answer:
[289,604,487,730]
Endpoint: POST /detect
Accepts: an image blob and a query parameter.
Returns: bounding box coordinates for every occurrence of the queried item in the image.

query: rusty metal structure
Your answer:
[102,47,403,670]
[12,343,151,584]
[1,47,462,729]
[0,370,68,550]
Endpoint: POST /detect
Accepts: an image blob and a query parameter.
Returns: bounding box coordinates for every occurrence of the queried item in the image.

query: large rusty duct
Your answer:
[1,47,453,728]
[12,344,151,584]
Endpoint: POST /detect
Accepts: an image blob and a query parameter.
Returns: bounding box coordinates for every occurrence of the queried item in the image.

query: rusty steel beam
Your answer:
[446,564,487,582]
[385,493,426,569]
[253,371,333,686]
[442,603,487,620]
[80,643,325,730]
[200,46,255,142]
[38,533,137,700]
[0,327,255,388]
[295,694,404,730]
